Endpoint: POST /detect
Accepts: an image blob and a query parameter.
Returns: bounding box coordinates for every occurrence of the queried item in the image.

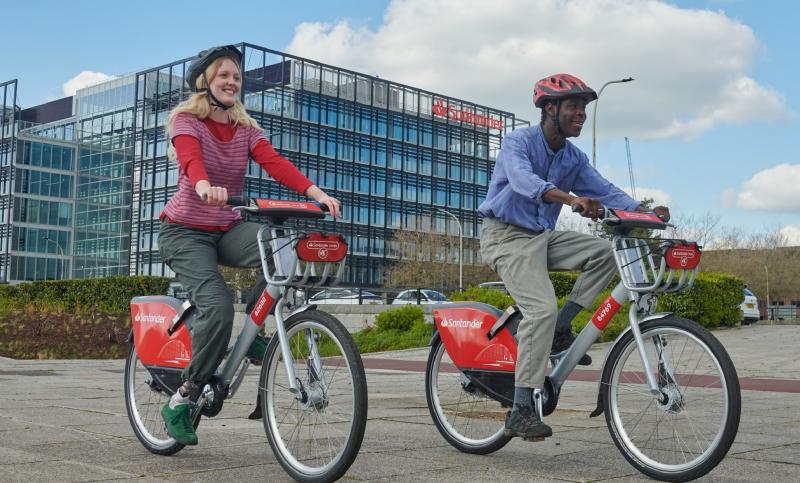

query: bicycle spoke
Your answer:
[262,315,363,479]
[606,321,737,478]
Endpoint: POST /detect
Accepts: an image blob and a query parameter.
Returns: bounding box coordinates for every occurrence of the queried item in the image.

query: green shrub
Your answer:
[450,273,582,310]
[658,273,744,328]
[374,305,425,331]
[0,276,171,315]
[451,272,744,340]
[319,305,433,356]
[550,272,580,297]
[449,287,515,310]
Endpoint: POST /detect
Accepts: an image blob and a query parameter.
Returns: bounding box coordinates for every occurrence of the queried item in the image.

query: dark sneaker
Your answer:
[551,330,592,365]
[161,401,198,445]
[504,406,552,440]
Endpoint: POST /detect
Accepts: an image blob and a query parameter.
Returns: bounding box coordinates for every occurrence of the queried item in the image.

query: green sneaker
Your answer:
[161,401,198,445]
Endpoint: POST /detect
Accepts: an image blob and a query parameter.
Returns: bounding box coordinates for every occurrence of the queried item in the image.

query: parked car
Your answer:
[309,288,382,305]
[478,281,509,294]
[391,289,449,305]
[740,287,760,325]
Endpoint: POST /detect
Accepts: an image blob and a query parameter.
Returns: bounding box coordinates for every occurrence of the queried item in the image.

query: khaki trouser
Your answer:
[158,220,267,384]
[479,218,617,388]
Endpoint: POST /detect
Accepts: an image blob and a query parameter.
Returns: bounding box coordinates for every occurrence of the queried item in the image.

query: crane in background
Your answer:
[625,137,637,199]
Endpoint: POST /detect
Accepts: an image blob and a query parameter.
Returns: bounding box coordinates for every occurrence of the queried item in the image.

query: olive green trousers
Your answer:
[158,220,265,384]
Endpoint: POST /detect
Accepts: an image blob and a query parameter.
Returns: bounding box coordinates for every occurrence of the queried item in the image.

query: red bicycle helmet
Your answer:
[533,73,597,108]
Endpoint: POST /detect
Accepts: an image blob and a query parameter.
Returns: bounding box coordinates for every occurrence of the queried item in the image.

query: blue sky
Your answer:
[2,0,798,245]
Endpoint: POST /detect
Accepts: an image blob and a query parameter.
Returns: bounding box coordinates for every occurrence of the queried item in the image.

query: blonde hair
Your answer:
[166,57,260,160]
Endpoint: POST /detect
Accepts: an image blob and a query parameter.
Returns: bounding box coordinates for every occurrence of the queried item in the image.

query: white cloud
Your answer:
[286,0,790,142]
[62,71,116,96]
[623,187,674,207]
[779,225,800,246]
[737,163,800,213]
[720,187,736,208]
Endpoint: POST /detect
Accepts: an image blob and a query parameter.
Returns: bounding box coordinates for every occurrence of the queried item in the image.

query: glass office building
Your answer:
[0,80,18,282]
[2,41,526,285]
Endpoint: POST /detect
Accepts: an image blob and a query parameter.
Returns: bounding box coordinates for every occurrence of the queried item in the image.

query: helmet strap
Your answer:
[554,100,566,137]
[200,72,235,111]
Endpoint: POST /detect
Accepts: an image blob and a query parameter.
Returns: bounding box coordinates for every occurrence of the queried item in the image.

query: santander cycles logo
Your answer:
[440,317,484,329]
[135,311,166,324]
[431,98,504,129]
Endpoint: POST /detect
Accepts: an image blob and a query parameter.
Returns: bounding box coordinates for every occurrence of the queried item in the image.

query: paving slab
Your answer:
[0,323,798,481]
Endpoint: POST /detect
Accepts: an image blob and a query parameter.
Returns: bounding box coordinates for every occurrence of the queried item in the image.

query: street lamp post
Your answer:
[434,208,463,291]
[44,237,65,280]
[764,264,770,321]
[591,77,634,170]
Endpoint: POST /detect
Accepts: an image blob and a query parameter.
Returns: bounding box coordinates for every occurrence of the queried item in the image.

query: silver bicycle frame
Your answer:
[214,218,345,399]
[550,234,699,396]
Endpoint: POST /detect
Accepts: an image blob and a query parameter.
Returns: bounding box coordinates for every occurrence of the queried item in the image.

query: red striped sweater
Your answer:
[161,114,312,230]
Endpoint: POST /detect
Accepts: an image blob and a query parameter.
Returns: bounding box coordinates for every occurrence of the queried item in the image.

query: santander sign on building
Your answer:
[432,97,503,130]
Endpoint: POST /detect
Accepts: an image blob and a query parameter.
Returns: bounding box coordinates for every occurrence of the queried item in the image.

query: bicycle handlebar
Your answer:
[571,203,672,230]
[227,196,251,207]
[226,197,333,213]
[571,203,607,219]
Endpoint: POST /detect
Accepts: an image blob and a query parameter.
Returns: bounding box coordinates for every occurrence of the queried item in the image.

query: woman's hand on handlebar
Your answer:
[571,197,604,220]
[305,185,341,218]
[195,180,228,207]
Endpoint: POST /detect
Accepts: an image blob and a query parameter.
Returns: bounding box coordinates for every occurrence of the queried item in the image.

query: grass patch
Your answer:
[318,305,434,356]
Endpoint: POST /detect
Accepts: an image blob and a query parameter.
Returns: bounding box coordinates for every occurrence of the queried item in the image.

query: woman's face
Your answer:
[208,58,241,107]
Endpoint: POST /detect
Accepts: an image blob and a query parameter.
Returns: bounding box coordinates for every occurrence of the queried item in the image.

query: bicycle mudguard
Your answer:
[131,296,193,368]
[432,302,517,372]
[589,311,674,418]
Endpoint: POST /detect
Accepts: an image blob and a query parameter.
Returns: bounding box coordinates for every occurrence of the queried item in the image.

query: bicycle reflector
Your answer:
[296,233,348,262]
[665,242,701,269]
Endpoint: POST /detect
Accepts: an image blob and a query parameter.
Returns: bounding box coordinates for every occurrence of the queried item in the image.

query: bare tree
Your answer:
[665,212,720,248]
[383,229,495,292]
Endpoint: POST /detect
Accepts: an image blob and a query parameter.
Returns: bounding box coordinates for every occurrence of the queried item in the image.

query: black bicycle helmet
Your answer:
[186,45,242,92]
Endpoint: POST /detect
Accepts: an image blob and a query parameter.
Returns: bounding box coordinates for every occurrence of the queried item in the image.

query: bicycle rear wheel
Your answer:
[260,310,367,482]
[124,343,195,455]
[425,337,512,454]
[602,317,740,481]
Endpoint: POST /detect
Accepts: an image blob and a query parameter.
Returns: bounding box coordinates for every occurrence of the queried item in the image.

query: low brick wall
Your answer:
[233,304,435,334]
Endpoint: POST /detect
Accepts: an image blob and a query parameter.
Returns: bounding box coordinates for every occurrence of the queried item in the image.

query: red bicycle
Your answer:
[124,198,367,482]
[425,207,740,482]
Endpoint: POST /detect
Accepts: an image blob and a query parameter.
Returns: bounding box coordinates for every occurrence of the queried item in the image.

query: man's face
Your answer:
[548,97,588,137]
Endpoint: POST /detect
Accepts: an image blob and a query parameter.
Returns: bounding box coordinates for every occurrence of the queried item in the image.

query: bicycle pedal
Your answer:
[523,436,546,442]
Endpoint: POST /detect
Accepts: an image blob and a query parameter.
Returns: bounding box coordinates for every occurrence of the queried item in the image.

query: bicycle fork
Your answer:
[550,282,664,397]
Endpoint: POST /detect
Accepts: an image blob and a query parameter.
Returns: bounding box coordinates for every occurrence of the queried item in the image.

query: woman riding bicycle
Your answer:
[158,44,340,446]
[478,73,669,440]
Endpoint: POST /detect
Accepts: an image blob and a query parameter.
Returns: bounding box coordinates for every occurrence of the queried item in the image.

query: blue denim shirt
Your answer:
[478,124,640,232]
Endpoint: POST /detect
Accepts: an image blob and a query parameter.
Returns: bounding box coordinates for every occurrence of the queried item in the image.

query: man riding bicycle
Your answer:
[478,73,670,440]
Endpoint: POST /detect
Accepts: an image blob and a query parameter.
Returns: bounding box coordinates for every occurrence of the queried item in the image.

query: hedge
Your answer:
[450,272,582,309]
[658,273,745,328]
[451,271,744,333]
[0,276,171,315]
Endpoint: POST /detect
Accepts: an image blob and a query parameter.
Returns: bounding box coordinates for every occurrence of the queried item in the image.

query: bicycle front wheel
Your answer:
[602,317,740,482]
[426,337,511,454]
[260,310,367,482]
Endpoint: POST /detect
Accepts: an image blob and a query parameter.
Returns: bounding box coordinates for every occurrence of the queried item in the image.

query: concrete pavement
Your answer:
[1,323,799,482]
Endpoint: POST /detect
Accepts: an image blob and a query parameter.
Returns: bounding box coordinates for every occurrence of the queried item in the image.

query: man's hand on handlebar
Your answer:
[636,204,671,222]
[195,180,228,207]
[572,197,604,221]
[653,206,670,222]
